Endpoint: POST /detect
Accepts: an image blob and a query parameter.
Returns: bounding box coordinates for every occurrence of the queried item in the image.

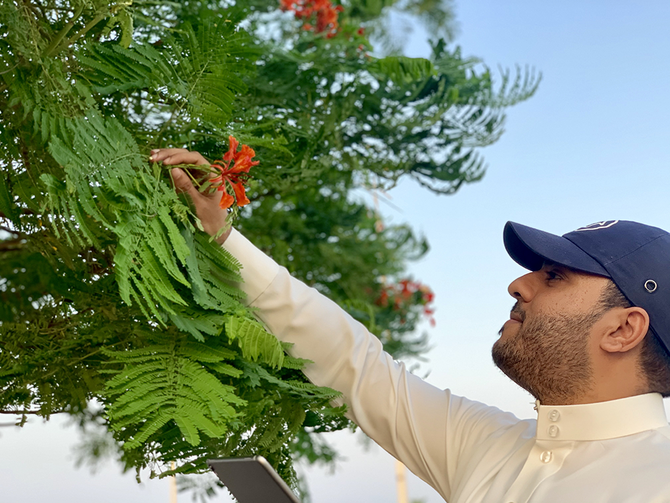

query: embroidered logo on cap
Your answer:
[574,220,619,232]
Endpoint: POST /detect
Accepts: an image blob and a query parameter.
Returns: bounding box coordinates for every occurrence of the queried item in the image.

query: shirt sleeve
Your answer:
[223,229,522,500]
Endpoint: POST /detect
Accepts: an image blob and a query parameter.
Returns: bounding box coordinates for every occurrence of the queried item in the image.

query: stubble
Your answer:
[492,306,603,404]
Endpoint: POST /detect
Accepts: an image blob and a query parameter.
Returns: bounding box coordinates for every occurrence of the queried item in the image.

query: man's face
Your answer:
[492,263,610,404]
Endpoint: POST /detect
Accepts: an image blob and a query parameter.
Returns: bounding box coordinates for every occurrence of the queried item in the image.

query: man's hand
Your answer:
[150,148,232,245]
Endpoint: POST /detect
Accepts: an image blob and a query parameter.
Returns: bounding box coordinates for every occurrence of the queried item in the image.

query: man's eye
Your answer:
[545,270,562,281]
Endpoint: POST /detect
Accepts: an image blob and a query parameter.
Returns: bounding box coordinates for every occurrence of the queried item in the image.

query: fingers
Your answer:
[156,151,230,243]
[150,148,209,166]
[171,168,219,206]
[170,168,201,197]
[150,148,187,163]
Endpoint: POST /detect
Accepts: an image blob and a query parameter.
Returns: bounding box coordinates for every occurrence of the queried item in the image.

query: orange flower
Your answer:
[210,136,259,210]
[281,0,343,38]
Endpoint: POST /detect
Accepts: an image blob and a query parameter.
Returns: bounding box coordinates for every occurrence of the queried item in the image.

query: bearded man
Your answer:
[153,148,670,503]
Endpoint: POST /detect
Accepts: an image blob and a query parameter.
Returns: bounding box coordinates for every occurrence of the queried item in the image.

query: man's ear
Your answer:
[600,307,650,354]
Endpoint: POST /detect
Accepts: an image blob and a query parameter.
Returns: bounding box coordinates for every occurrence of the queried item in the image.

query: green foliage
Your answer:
[102,338,245,450]
[0,0,538,495]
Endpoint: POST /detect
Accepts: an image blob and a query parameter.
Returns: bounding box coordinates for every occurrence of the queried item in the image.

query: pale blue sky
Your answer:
[2,2,669,502]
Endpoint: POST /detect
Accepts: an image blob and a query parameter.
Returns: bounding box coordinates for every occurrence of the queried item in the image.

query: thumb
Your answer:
[171,168,200,198]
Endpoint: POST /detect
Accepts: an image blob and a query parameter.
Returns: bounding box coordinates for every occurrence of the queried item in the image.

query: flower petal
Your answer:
[231,182,250,207]
[223,136,240,162]
[219,191,235,210]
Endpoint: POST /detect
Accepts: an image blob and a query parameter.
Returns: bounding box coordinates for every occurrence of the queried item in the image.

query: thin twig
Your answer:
[0,238,26,252]
[32,0,48,20]
[22,0,44,21]
[0,209,35,219]
[49,10,108,58]
[164,163,216,190]
[38,345,115,382]
[43,4,84,58]
[0,225,19,235]
[0,64,18,76]
[0,409,59,415]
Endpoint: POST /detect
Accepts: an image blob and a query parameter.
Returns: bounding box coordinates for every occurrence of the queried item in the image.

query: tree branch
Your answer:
[0,237,27,251]
[24,0,44,21]
[31,0,48,21]
[0,409,61,415]
[43,4,84,58]
[51,11,107,57]
[0,209,35,219]
[0,225,19,235]
[0,64,18,76]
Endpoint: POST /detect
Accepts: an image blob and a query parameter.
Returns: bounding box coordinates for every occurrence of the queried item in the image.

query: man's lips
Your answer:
[506,302,525,325]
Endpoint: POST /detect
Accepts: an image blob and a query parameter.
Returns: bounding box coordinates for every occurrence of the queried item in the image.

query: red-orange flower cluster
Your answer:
[376,279,436,327]
[280,0,344,38]
[210,136,259,210]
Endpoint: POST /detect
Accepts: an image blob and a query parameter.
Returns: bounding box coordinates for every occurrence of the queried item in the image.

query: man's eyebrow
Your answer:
[541,260,570,272]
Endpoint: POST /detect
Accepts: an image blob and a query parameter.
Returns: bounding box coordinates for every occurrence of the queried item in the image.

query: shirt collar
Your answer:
[535,393,668,441]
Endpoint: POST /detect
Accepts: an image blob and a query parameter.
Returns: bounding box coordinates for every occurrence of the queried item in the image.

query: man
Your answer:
[152,149,670,502]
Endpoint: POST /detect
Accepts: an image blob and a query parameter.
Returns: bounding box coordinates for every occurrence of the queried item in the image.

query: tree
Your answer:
[0,0,539,495]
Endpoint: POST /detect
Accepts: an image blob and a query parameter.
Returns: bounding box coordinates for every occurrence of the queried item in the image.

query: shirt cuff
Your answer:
[222,228,281,305]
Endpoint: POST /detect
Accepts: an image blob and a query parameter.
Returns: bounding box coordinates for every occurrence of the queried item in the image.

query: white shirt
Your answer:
[224,229,670,503]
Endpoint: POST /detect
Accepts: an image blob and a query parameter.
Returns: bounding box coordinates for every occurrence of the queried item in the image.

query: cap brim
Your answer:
[504,221,610,276]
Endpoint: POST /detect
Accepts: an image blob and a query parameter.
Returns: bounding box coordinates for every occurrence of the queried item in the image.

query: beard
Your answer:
[492,303,602,404]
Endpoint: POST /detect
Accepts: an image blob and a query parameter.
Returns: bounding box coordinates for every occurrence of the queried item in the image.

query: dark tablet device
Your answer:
[208,457,301,503]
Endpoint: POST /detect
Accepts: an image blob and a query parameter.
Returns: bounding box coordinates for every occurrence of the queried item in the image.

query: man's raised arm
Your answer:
[152,148,523,501]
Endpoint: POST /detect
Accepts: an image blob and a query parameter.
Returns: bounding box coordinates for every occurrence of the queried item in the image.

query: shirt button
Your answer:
[548,424,560,438]
[540,450,553,463]
[548,410,560,422]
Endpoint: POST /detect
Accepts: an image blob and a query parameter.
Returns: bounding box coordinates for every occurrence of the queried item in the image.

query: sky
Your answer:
[2,2,670,502]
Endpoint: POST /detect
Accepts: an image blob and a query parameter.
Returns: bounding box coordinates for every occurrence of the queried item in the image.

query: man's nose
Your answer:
[507,271,539,303]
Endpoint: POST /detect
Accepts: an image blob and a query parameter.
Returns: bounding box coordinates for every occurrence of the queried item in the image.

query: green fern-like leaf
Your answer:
[371,55,436,84]
[225,316,285,369]
[103,337,246,449]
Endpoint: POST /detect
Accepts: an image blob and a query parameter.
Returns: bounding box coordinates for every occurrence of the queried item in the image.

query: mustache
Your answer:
[498,302,527,336]
[511,302,526,322]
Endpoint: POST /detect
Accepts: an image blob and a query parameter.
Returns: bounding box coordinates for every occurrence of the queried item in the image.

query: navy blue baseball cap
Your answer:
[503,220,670,355]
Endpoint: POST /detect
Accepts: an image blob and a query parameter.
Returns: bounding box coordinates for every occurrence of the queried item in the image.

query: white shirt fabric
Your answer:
[223,229,670,503]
